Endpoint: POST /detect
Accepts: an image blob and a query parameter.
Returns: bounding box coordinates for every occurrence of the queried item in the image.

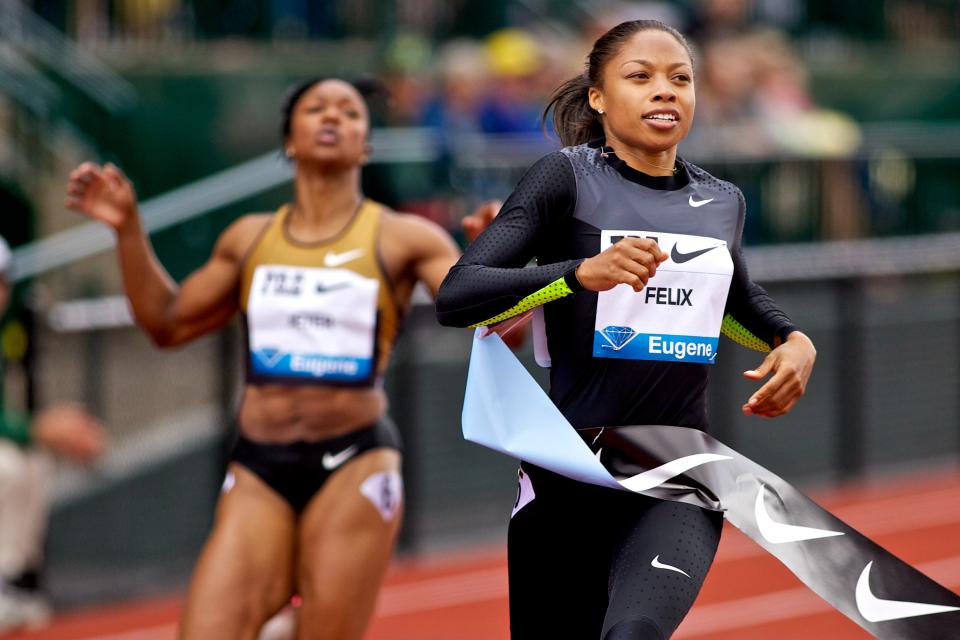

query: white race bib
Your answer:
[593,230,733,365]
[247,265,379,382]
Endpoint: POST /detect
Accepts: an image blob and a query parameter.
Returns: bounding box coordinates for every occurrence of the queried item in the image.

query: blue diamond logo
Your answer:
[255,348,285,368]
[601,325,638,351]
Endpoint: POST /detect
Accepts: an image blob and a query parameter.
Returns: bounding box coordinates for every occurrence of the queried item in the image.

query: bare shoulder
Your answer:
[216,213,274,261]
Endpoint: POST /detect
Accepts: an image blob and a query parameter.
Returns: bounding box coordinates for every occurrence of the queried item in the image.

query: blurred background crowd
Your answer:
[6,0,959,249]
[0,0,959,632]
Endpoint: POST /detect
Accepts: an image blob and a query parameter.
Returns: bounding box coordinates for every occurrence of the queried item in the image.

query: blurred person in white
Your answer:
[0,235,106,632]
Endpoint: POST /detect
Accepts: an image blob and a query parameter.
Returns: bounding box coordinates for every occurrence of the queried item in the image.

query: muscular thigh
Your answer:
[179,464,297,640]
[602,499,723,639]
[295,448,403,640]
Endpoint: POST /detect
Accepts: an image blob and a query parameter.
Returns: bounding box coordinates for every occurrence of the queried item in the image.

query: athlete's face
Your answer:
[589,30,695,154]
[285,80,370,171]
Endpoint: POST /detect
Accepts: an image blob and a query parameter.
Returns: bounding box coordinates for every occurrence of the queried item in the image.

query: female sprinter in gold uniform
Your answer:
[66,78,482,640]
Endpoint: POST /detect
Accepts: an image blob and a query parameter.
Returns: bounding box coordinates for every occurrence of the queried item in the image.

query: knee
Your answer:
[603,616,665,640]
[215,574,290,631]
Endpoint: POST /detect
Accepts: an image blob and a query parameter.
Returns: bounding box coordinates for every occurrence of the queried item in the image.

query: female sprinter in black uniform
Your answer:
[437,20,817,640]
[65,79,488,640]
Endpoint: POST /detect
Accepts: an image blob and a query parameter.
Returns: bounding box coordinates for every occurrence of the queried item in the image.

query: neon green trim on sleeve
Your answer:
[721,314,771,353]
[0,412,32,445]
[471,277,574,327]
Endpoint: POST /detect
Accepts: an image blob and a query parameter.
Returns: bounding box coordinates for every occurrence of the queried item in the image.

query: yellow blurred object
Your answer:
[485,28,542,77]
[1,320,28,362]
[766,109,862,158]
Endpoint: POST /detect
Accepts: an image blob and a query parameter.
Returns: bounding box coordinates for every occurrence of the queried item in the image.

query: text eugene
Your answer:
[648,336,714,360]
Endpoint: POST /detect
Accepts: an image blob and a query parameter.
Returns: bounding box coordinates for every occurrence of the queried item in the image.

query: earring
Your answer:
[597,108,604,115]
[285,148,295,159]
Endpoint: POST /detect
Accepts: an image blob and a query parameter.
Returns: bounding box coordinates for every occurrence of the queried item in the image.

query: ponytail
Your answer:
[543,74,604,147]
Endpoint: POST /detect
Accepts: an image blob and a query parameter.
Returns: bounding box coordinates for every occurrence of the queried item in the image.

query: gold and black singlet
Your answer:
[240,199,401,386]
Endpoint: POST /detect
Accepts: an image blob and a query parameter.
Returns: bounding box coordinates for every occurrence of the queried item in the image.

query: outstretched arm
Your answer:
[66,162,257,347]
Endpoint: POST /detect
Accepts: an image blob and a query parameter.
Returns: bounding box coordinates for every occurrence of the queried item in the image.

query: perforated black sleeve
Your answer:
[724,191,796,347]
[436,152,582,327]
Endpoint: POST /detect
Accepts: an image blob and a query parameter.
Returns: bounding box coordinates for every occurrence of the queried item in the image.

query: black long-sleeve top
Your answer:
[437,142,795,431]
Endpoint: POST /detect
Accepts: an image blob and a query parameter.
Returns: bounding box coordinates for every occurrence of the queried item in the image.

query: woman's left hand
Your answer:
[742,331,816,418]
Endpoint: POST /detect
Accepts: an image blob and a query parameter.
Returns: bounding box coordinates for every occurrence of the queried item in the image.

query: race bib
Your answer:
[593,230,733,364]
[247,265,378,382]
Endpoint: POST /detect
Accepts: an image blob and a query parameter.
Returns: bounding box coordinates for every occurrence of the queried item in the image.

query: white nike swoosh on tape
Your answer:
[755,486,845,544]
[688,196,714,208]
[324,248,365,267]
[651,555,691,578]
[322,445,359,470]
[855,561,960,622]
[618,454,732,492]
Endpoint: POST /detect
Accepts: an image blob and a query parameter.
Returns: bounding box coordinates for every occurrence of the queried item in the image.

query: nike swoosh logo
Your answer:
[321,444,359,470]
[755,486,845,544]
[323,249,365,267]
[315,282,351,294]
[651,555,691,578]
[688,196,714,207]
[856,561,960,622]
[618,453,732,492]
[670,243,721,264]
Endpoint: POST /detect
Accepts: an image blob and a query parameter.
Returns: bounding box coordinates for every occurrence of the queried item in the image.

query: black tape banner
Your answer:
[588,425,960,639]
[462,332,960,638]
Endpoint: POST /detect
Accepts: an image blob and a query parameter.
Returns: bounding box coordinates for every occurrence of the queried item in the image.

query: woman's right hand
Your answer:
[575,237,668,292]
[65,162,138,231]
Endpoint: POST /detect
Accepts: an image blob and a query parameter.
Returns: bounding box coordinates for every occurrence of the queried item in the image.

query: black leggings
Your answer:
[507,464,723,639]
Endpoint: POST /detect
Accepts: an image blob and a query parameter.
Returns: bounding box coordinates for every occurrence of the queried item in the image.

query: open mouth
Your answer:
[642,110,680,129]
[316,127,340,145]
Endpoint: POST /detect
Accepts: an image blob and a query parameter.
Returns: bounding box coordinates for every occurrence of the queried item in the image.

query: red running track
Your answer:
[5,468,959,640]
